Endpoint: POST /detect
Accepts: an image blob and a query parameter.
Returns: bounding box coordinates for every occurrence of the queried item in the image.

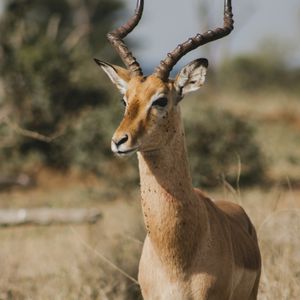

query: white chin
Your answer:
[113,148,138,157]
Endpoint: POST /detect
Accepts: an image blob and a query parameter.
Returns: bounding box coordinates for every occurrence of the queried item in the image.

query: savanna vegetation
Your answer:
[0,0,299,299]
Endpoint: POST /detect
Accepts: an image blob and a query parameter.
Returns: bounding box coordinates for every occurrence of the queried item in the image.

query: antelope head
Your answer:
[95,0,233,156]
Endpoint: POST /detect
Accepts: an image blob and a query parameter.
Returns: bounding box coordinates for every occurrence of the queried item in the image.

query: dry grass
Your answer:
[0,90,299,299]
[212,186,300,300]
[0,174,299,299]
[0,176,144,299]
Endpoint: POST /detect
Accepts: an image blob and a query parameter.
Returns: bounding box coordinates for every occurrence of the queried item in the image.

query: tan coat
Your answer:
[97,61,261,299]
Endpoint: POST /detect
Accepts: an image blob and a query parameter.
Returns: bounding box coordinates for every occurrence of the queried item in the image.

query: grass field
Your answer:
[0,90,299,299]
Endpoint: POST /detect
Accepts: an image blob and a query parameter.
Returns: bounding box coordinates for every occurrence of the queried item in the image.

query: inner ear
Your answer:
[94,59,131,94]
[174,58,208,99]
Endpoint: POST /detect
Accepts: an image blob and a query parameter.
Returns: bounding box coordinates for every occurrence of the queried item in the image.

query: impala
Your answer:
[95,0,261,299]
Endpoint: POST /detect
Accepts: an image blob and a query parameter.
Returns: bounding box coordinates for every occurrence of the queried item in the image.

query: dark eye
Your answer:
[152,97,168,108]
[121,98,127,107]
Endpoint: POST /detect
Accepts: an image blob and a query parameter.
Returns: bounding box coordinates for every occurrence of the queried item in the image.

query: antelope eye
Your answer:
[121,98,127,107]
[152,97,168,108]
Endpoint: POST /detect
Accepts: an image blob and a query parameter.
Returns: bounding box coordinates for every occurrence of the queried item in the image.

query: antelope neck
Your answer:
[138,127,194,202]
[137,111,205,271]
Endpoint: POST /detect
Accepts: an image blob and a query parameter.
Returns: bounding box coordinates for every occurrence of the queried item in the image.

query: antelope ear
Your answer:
[174,58,208,98]
[94,59,131,94]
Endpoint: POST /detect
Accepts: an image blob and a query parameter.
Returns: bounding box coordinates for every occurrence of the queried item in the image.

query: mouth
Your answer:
[115,147,139,157]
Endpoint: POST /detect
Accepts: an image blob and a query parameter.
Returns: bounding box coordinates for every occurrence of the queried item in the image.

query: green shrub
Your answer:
[219,54,300,93]
[185,107,266,187]
[0,0,123,171]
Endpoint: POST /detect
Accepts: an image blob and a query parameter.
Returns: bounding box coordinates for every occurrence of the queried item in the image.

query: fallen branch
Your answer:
[2,116,63,143]
[0,208,102,226]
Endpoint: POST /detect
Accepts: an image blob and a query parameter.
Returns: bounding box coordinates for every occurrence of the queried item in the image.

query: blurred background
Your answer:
[0,0,299,299]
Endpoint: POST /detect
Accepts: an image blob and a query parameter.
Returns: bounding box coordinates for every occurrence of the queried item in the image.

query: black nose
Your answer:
[114,134,129,147]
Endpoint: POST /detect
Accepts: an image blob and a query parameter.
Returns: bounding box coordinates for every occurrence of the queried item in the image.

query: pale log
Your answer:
[0,208,102,226]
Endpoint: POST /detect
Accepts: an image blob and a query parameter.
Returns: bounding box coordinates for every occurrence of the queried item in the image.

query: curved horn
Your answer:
[154,0,234,80]
[107,0,144,76]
